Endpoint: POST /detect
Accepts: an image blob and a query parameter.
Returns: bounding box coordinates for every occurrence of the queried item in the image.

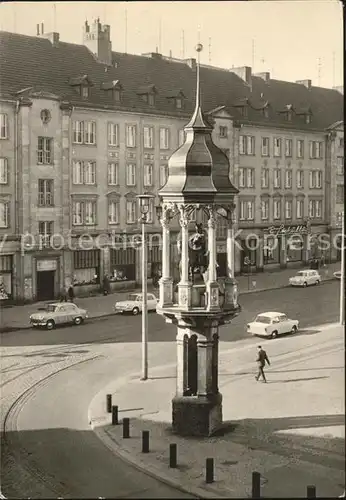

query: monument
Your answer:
[156,43,241,437]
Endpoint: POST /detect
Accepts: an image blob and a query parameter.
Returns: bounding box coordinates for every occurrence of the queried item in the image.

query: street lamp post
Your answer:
[340,211,345,325]
[136,194,155,381]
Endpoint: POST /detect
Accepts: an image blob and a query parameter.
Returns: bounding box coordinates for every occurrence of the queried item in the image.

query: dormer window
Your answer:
[69,75,93,98]
[166,89,185,110]
[233,98,249,119]
[296,107,312,125]
[263,106,269,118]
[101,80,123,102]
[305,114,311,124]
[137,84,157,107]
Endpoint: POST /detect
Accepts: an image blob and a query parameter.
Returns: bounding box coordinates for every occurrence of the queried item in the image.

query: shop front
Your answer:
[109,247,136,290]
[35,258,59,301]
[73,249,101,295]
[0,254,13,302]
[263,224,309,270]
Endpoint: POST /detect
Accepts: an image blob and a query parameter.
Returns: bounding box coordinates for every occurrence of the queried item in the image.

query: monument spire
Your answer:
[185,43,211,130]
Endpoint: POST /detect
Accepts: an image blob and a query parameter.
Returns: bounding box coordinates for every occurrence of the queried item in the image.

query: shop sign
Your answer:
[37,259,57,271]
[266,224,308,236]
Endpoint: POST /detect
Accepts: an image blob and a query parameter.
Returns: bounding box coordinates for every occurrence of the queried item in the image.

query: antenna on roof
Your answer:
[53,3,57,32]
[209,37,211,64]
[13,3,17,32]
[158,18,162,53]
[181,30,185,59]
[252,39,255,70]
[332,51,336,88]
[317,57,322,86]
[124,7,128,54]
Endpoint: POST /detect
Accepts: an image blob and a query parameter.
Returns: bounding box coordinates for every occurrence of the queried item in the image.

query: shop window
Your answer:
[110,248,136,282]
[73,250,100,285]
[263,235,280,264]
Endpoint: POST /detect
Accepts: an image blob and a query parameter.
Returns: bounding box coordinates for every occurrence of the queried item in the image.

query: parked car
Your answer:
[247,312,299,339]
[333,271,341,280]
[289,269,321,287]
[30,302,88,330]
[114,293,158,315]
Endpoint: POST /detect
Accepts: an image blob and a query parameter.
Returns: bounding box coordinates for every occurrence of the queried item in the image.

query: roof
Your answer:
[0,30,343,130]
[258,312,285,317]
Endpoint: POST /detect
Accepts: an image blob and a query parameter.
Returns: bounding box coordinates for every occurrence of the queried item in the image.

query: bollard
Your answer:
[307,485,316,499]
[111,405,118,425]
[205,458,214,484]
[252,471,261,498]
[106,394,112,413]
[169,443,177,468]
[142,430,149,453]
[122,417,130,438]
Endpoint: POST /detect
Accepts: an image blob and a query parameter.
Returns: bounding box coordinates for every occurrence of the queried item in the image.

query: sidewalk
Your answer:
[0,263,340,332]
[89,324,345,499]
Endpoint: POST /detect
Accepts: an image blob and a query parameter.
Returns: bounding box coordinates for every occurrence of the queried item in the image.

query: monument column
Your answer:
[176,327,189,396]
[206,206,220,310]
[177,204,192,309]
[159,204,173,307]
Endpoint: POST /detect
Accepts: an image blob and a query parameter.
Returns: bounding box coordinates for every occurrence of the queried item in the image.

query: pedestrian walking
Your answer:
[67,285,74,302]
[255,345,270,383]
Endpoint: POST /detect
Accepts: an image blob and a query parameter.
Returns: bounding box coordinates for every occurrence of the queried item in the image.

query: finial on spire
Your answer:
[185,42,210,131]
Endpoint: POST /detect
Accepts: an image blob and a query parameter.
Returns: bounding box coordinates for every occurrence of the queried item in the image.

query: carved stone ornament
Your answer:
[179,289,188,305]
[178,204,190,228]
[206,205,217,228]
[210,287,219,305]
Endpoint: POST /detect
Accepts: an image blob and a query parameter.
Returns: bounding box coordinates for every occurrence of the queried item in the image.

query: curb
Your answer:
[0,276,336,333]
[88,321,342,499]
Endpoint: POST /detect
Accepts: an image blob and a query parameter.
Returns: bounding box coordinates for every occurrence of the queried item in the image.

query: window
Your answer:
[239,135,255,155]
[143,126,154,148]
[336,185,344,204]
[73,161,84,184]
[72,201,83,225]
[0,158,8,184]
[261,137,270,156]
[285,200,292,219]
[239,200,254,220]
[73,121,84,144]
[219,126,228,138]
[263,107,269,118]
[160,165,168,187]
[273,138,282,157]
[297,139,304,158]
[238,167,254,188]
[126,125,137,148]
[84,121,96,145]
[273,169,281,188]
[126,200,137,223]
[144,164,153,186]
[297,170,304,189]
[0,114,8,139]
[261,168,269,188]
[308,200,322,218]
[285,170,292,189]
[309,170,322,188]
[273,199,281,220]
[261,200,269,220]
[108,200,119,224]
[114,89,121,102]
[81,86,89,98]
[38,221,53,247]
[178,129,185,146]
[0,202,9,227]
[296,199,304,219]
[148,94,155,106]
[126,164,136,186]
[309,141,323,159]
[108,123,119,147]
[38,179,54,206]
[108,163,118,185]
[84,161,96,185]
[176,97,182,109]
[37,137,52,164]
[339,138,344,148]
[305,114,311,124]
[336,157,344,175]
[85,201,96,225]
[285,139,292,157]
[160,128,169,149]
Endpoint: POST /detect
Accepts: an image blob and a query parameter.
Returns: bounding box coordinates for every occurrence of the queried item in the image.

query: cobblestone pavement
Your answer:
[0,262,341,331]
[89,324,345,499]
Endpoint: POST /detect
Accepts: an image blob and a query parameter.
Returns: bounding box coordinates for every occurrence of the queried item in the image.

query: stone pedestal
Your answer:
[159,277,173,307]
[172,392,222,437]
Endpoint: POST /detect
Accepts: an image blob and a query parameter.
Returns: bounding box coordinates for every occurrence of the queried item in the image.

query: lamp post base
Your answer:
[172,393,223,437]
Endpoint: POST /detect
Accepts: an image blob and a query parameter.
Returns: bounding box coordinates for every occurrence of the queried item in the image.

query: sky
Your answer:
[0,1,343,89]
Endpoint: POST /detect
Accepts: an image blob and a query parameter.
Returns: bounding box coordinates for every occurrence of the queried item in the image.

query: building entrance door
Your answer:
[37,270,55,301]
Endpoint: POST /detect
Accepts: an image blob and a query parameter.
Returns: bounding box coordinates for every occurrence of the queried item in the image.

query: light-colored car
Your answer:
[30,302,88,330]
[289,269,321,287]
[247,312,299,339]
[114,293,158,315]
[333,271,341,280]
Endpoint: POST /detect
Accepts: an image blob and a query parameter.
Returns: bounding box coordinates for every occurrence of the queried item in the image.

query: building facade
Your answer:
[0,20,343,302]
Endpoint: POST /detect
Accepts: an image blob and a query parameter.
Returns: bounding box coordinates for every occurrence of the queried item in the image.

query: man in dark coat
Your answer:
[67,285,74,302]
[255,345,270,383]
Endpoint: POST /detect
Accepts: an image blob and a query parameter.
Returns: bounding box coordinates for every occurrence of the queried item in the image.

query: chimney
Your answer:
[230,66,252,87]
[254,72,270,82]
[82,18,112,66]
[185,58,196,69]
[41,23,44,34]
[296,79,312,89]
[36,24,40,35]
[37,28,60,47]
[169,49,172,58]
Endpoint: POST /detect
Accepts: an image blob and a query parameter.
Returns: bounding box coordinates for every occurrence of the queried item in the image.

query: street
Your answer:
[0,280,341,498]
[1,280,339,348]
